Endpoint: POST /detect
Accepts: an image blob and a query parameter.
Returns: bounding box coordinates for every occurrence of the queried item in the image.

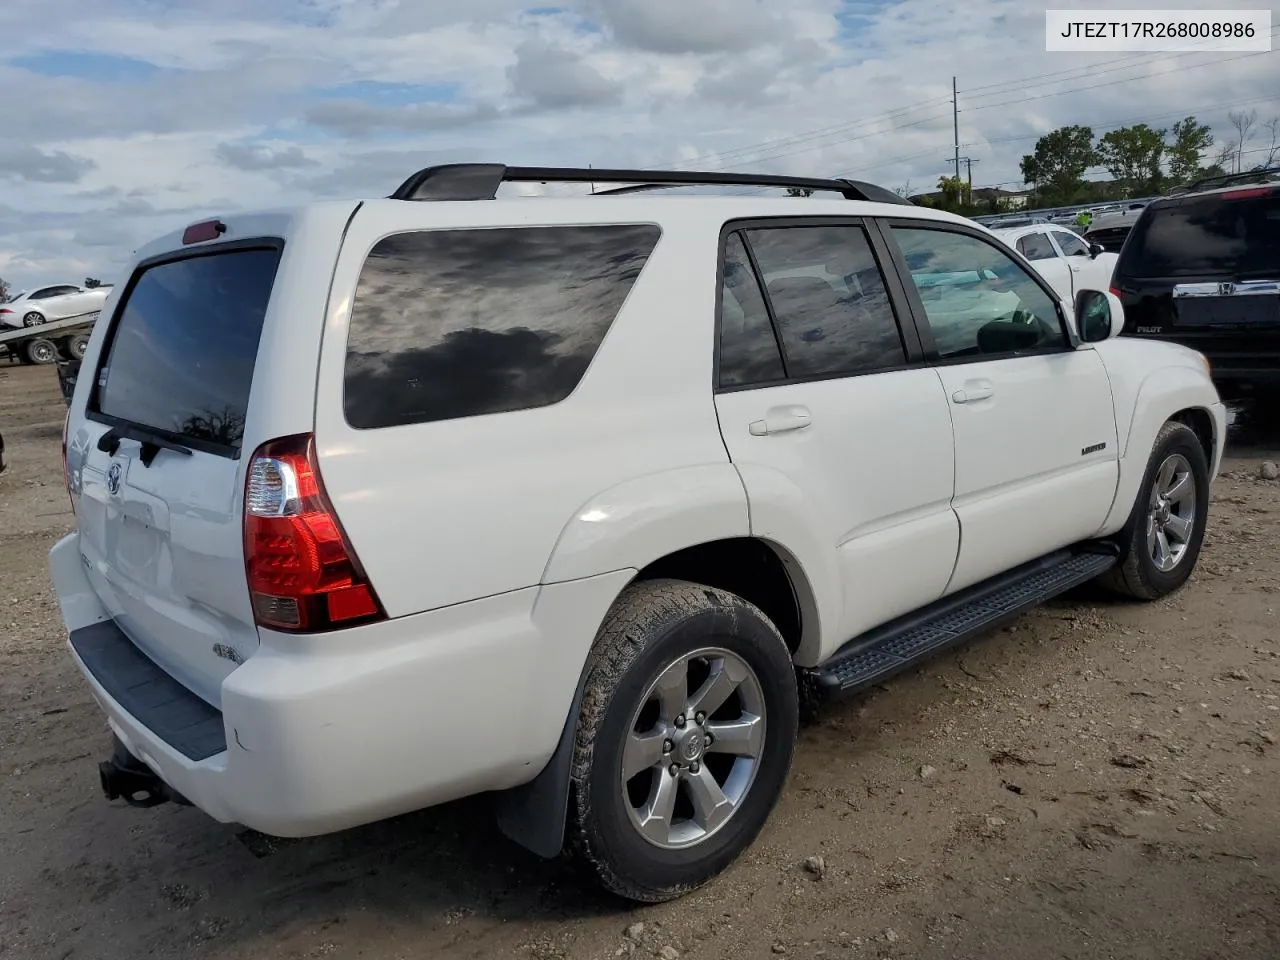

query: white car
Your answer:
[0,283,111,330]
[991,223,1118,306]
[50,165,1225,904]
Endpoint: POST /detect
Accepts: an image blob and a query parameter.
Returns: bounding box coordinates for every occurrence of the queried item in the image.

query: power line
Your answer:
[679,30,1278,172]
[708,46,1277,173]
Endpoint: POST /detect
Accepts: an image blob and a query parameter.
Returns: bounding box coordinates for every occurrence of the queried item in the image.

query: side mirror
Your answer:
[1076,288,1124,342]
[1088,242,1105,258]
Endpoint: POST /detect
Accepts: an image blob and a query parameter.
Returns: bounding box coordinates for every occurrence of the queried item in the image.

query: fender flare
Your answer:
[1100,365,1220,534]
[496,464,750,857]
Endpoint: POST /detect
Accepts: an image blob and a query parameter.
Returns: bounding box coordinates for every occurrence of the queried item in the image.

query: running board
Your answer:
[804,548,1117,698]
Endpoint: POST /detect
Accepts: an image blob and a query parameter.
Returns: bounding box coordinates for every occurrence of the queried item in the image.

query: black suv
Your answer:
[1112,168,1280,400]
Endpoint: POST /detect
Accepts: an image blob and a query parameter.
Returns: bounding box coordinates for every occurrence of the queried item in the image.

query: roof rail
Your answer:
[388,163,913,205]
[1167,165,1280,195]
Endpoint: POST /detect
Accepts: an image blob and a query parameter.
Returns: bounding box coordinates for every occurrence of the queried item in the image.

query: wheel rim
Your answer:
[31,342,54,363]
[621,647,766,850]
[23,312,43,327]
[71,339,87,359]
[1146,453,1196,573]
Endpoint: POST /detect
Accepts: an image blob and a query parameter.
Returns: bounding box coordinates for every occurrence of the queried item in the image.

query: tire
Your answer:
[1100,420,1210,600]
[22,311,45,327]
[63,335,89,361]
[567,578,799,902]
[24,338,58,365]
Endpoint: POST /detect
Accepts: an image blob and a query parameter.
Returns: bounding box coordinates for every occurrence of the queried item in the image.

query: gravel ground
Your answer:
[1,361,1277,960]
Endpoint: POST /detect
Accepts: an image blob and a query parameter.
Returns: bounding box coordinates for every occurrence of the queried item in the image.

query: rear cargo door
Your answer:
[73,243,282,707]
[1115,187,1280,355]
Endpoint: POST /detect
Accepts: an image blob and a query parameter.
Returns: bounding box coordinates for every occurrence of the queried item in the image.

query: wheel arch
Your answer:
[496,533,818,860]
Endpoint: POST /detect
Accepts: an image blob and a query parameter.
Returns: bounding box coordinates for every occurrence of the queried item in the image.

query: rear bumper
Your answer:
[50,533,632,837]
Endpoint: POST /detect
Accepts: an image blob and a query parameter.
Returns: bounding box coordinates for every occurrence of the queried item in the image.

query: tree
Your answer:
[1095,124,1166,196]
[84,277,104,288]
[1260,116,1280,169]
[1166,116,1214,184]
[784,187,813,197]
[894,178,913,199]
[1226,109,1257,173]
[935,175,966,211]
[1020,125,1096,204]
[0,277,9,303]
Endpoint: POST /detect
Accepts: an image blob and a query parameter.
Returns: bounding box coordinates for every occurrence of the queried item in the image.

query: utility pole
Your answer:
[952,76,960,181]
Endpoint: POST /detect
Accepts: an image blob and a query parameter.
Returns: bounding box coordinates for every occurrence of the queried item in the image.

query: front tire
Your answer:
[568,579,798,902]
[1101,420,1210,600]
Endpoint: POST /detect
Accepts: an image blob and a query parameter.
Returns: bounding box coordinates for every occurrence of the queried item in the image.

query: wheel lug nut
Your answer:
[674,715,686,728]
[690,761,701,774]
[663,739,673,753]
[695,711,706,725]
[668,763,680,777]
[704,733,714,745]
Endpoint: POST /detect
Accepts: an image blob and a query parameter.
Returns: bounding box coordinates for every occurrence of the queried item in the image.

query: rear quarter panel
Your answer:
[312,201,744,619]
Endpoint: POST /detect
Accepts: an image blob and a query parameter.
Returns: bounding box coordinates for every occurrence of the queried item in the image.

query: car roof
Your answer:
[990,222,1075,240]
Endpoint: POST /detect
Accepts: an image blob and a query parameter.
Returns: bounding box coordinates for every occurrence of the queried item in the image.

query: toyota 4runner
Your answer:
[51,164,1225,903]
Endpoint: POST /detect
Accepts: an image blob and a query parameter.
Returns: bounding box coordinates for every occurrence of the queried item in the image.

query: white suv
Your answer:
[50,164,1225,903]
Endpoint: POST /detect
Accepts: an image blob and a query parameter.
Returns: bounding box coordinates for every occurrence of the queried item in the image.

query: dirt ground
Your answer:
[1,361,1277,960]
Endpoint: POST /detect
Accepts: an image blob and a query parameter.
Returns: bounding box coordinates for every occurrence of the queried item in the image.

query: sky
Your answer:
[0,0,1276,289]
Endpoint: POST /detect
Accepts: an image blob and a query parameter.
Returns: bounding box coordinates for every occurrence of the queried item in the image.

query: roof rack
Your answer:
[388,163,913,205]
[1166,165,1280,195]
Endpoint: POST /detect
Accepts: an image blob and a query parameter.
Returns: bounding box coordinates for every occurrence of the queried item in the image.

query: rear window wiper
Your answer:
[96,423,194,466]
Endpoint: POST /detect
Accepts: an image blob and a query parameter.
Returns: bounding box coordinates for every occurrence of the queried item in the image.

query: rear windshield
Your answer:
[94,245,282,453]
[1118,190,1280,279]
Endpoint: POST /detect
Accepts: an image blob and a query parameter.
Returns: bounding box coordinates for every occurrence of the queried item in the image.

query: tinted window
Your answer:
[1119,191,1280,278]
[29,287,61,300]
[1016,232,1056,260]
[719,233,785,387]
[95,247,281,452]
[744,225,904,378]
[344,224,659,429]
[1055,232,1091,257]
[892,226,1066,360]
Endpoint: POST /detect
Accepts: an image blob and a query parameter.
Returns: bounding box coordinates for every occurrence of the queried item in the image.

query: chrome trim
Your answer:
[1173,280,1280,298]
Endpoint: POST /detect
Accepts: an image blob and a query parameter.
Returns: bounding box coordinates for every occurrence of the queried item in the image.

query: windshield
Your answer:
[1119,190,1280,279]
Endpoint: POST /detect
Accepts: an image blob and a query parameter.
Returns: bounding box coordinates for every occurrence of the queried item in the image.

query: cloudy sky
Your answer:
[0,0,1275,289]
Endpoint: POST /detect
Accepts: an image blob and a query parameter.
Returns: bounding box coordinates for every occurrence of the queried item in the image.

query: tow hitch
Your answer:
[98,736,190,808]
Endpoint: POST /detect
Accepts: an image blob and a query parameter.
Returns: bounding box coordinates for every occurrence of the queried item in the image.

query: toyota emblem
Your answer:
[106,461,122,496]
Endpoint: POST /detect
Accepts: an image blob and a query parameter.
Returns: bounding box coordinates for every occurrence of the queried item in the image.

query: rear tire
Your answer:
[1100,420,1209,600]
[567,578,798,902]
[23,311,45,327]
[63,334,89,361]
[24,338,58,365]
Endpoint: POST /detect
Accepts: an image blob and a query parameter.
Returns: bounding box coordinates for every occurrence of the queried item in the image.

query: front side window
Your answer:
[344,224,660,429]
[1055,232,1091,257]
[742,225,905,379]
[892,226,1066,360]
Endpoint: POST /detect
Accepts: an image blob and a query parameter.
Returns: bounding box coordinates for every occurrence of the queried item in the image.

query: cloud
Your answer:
[0,0,1276,288]
[507,39,622,109]
[215,141,319,170]
[0,146,95,183]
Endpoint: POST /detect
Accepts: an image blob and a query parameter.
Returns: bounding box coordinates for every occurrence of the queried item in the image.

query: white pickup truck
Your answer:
[50,164,1224,904]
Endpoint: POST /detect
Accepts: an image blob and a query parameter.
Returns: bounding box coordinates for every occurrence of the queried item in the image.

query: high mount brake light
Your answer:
[243,434,384,632]
[182,220,227,244]
[1220,187,1273,200]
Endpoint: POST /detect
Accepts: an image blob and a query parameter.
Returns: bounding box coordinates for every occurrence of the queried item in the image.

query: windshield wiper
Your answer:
[96,423,193,466]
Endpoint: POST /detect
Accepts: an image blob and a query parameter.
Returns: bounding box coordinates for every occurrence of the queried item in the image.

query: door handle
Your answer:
[748,405,812,436]
[951,380,994,403]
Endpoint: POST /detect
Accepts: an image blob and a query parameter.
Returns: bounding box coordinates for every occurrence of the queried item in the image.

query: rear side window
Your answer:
[344,224,660,429]
[94,246,281,454]
[1119,191,1280,278]
[742,224,906,379]
[1016,233,1056,261]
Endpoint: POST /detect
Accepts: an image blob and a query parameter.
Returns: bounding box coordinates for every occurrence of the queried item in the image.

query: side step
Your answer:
[804,548,1117,698]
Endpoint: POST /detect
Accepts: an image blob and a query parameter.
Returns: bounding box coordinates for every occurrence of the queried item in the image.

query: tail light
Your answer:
[243,434,384,632]
[1109,286,1122,299]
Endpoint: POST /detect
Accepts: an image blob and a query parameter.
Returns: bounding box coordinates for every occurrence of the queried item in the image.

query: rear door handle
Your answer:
[951,380,994,403]
[748,405,812,436]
